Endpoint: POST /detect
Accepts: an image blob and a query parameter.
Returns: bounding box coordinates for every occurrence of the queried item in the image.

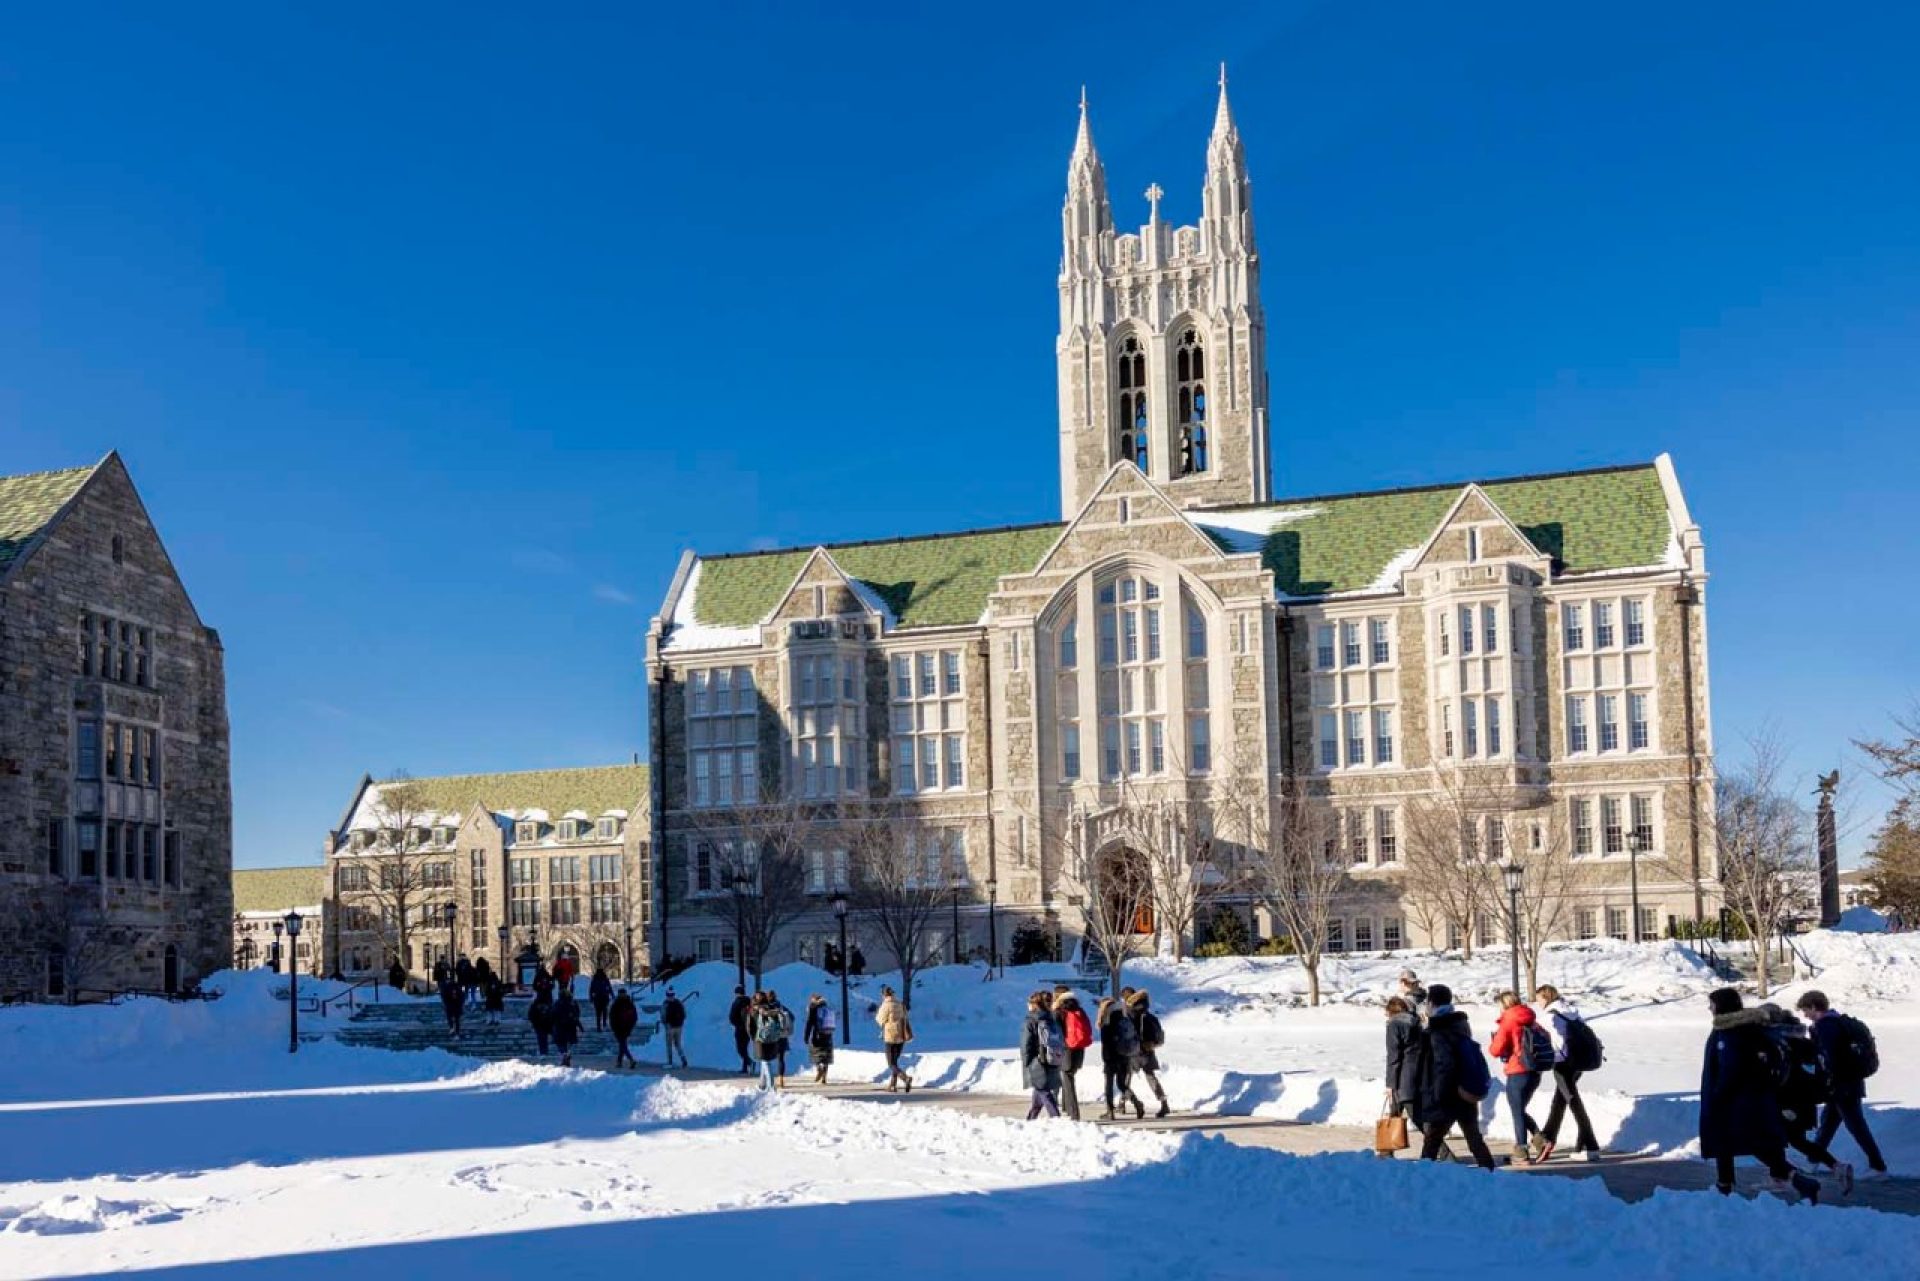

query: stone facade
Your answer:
[321,766,652,982]
[0,453,233,999]
[644,82,1720,971]
[231,865,327,976]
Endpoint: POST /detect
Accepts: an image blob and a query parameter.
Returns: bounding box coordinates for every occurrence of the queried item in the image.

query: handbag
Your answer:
[1374,1100,1410,1153]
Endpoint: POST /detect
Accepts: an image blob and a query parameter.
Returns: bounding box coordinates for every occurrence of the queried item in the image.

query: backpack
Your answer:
[1833,1015,1880,1080]
[1105,1010,1140,1057]
[1521,1023,1557,1073]
[777,1007,795,1038]
[1455,1035,1492,1101]
[662,998,685,1026]
[817,1006,836,1035]
[1035,1017,1064,1067]
[755,1013,782,1044]
[1139,1010,1166,1050]
[1563,1017,1605,1073]
[1063,1009,1093,1050]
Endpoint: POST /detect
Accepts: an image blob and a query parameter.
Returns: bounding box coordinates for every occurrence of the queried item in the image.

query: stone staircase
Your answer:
[337,997,654,1061]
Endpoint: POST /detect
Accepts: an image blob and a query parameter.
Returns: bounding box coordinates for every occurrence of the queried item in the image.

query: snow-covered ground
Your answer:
[1,931,1916,1278]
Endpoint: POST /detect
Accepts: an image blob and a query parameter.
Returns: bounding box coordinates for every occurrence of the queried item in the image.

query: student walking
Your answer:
[751,993,783,1091]
[1488,991,1549,1163]
[1383,996,1422,1141]
[1396,969,1428,1018]
[528,989,554,1056]
[768,989,795,1089]
[483,975,506,1027]
[588,969,613,1032]
[1412,984,1497,1169]
[1532,985,1601,1163]
[438,976,464,1038]
[1699,987,1821,1202]
[1021,990,1065,1120]
[875,985,914,1092]
[1759,1003,1851,1192]
[728,986,753,1074]
[551,989,583,1067]
[661,987,690,1068]
[803,994,836,1084]
[455,955,476,1008]
[609,989,640,1069]
[1055,989,1093,1121]
[1798,990,1889,1180]
[1097,995,1145,1120]
[1124,988,1171,1118]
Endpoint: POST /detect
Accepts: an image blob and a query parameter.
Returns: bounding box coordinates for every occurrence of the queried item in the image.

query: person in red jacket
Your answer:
[1053,986,1094,1121]
[1489,991,1547,1164]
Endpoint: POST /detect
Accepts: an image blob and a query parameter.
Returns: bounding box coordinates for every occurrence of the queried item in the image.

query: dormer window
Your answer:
[596,817,618,840]
[432,826,451,846]
[515,821,539,844]
[350,830,370,852]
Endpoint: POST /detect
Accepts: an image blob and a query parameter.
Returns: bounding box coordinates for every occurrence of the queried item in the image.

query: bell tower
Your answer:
[1056,71,1270,518]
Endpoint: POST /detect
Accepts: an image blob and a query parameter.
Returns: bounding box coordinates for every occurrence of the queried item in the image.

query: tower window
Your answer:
[1175,328,1208,476]
[1116,335,1149,473]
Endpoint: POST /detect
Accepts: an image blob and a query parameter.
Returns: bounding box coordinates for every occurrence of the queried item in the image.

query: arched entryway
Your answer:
[163,945,180,994]
[1096,846,1155,936]
[592,941,621,978]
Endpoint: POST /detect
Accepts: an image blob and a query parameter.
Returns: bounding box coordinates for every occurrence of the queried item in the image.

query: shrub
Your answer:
[1195,941,1239,959]
[1008,921,1059,966]
[1199,910,1251,955]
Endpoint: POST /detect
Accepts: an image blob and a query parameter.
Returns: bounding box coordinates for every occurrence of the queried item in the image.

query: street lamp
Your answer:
[284,909,304,1053]
[1628,830,1645,944]
[729,870,751,991]
[497,923,510,982]
[1502,863,1524,997]
[832,892,850,1046]
[985,876,999,978]
[271,920,283,974]
[950,871,965,966]
[442,901,458,980]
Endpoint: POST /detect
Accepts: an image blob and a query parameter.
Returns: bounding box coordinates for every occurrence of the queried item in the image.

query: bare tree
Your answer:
[1503,799,1589,994]
[1703,735,1817,996]
[31,887,138,1001]
[1400,768,1502,959]
[1250,792,1350,1006]
[848,810,957,1009]
[351,774,453,974]
[1059,807,1155,999]
[1117,785,1217,962]
[687,770,829,988]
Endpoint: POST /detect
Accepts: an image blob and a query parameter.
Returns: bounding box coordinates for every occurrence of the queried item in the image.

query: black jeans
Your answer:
[1785,1125,1838,1169]
[1104,1064,1141,1114]
[1419,1105,1495,1169]
[1061,1048,1084,1121]
[1816,1089,1887,1171]
[733,1029,750,1069]
[1540,1065,1599,1151]
[1715,1145,1794,1189]
[614,1033,635,1066]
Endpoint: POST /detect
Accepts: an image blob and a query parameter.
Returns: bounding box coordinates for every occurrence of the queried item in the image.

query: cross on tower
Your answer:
[1145,182,1164,222]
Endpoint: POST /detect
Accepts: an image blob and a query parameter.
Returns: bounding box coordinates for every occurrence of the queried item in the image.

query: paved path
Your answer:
[562,1049,1919,1217]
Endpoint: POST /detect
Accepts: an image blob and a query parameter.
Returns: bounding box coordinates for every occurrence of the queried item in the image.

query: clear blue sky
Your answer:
[4,5,1916,868]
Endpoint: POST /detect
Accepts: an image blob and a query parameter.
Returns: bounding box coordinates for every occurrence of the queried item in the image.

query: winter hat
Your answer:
[666,987,677,997]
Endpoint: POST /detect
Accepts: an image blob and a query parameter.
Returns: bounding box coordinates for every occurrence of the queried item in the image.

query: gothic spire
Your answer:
[1212,63,1236,139]
[1064,85,1111,240]
[1208,63,1243,169]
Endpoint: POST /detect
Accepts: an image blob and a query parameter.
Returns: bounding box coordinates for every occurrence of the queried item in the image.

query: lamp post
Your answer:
[497,923,510,983]
[950,872,964,966]
[985,876,999,978]
[442,901,458,980]
[1502,863,1524,997]
[832,892,850,1046]
[1628,831,1645,944]
[284,909,304,1053]
[729,870,750,991]
[271,920,283,974]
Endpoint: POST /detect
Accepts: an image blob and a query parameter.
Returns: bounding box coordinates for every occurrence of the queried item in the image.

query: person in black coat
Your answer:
[1798,989,1889,1178]
[438,977,464,1038]
[1124,989,1171,1118]
[1021,991,1063,1120]
[1699,987,1820,1201]
[1411,984,1496,1168]
[803,994,836,1083]
[483,975,507,1026]
[527,991,554,1056]
[588,969,614,1031]
[609,990,639,1069]
[1383,996,1422,1129]
[727,987,753,1074]
[387,958,407,993]
[551,991,583,1067]
[1097,995,1145,1120]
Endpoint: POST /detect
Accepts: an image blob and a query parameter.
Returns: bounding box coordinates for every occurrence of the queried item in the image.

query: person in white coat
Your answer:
[1533,984,1601,1162]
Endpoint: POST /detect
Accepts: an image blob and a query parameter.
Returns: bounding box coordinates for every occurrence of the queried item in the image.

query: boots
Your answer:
[1132,1096,1145,1120]
[1148,1079,1170,1118]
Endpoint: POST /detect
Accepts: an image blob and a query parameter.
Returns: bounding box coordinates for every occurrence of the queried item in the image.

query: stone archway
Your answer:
[593,941,621,979]
[1096,846,1155,937]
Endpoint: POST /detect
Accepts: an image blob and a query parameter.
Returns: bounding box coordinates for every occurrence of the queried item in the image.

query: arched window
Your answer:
[1175,328,1208,475]
[1115,335,1149,473]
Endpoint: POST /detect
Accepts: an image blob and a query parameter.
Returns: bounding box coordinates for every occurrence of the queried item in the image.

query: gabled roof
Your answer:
[666,459,1683,637]
[233,865,327,913]
[369,765,650,823]
[0,461,99,577]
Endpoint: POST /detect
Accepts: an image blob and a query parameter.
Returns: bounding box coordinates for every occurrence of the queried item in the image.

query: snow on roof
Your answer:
[1188,505,1323,555]
[664,560,760,652]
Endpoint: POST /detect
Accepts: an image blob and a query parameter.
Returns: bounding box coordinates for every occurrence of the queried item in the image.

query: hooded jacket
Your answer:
[1415,1007,1489,1124]
[1699,1008,1786,1158]
[1385,1009,1423,1107]
[1021,1005,1063,1092]
[1541,998,1583,1063]
[1488,1002,1541,1077]
[609,991,639,1038]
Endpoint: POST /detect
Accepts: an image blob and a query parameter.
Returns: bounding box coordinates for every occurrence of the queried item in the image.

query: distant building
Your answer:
[643,82,1721,968]
[0,454,233,1000]
[232,866,327,975]
[323,766,651,981]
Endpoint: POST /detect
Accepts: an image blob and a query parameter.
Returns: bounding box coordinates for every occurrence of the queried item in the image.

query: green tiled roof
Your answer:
[234,865,326,913]
[1237,463,1673,597]
[377,764,650,819]
[0,462,95,575]
[679,462,1675,629]
[693,524,1064,629]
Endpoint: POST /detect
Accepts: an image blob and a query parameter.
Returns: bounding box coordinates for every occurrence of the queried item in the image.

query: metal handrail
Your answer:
[317,976,383,1018]
[66,985,221,1005]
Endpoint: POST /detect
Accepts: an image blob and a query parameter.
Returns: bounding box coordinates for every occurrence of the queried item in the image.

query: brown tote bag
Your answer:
[1374,1100,1410,1153]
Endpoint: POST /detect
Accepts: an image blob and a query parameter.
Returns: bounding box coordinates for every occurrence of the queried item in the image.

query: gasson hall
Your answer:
[639,78,1719,974]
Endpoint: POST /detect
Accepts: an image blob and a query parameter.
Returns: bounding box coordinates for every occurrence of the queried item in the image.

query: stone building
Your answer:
[0,453,233,999]
[323,766,652,982]
[232,866,327,975]
[645,81,1718,969]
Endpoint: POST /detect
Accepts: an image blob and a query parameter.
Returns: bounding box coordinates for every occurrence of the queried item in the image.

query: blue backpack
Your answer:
[1455,1035,1492,1100]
